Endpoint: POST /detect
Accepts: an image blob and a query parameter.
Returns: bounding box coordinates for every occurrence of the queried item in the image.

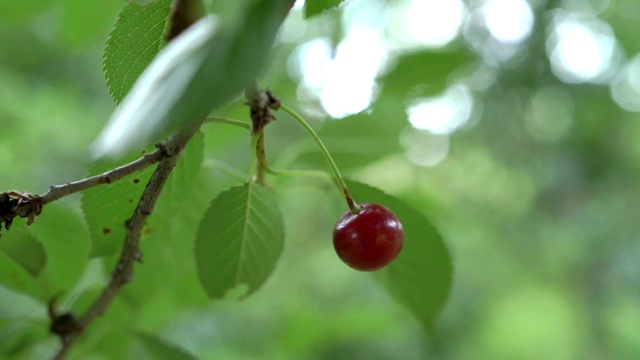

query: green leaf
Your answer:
[345,180,452,334]
[380,50,470,99]
[28,203,91,294]
[135,332,197,360]
[81,147,155,256]
[0,224,46,277]
[0,285,46,321]
[156,131,204,202]
[304,0,344,18]
[104,0,172,104]
[127,0,157,5]
[194,183,285,299]
[0,235,43,299]
[91,0,293,158]
[0,204,91,299]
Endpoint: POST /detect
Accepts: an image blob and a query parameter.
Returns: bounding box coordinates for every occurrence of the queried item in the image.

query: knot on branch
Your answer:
[0,191,43,234]
[48,298,82,341]
[245,85,281,133]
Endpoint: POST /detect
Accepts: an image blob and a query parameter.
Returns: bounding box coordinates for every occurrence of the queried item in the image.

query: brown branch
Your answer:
[41,151,164,205]
[48,2,208,358]
[245,83,281,185]
[41,120,201,205]
[166,0,206,41]
[0,133,181,235]
[50,120,202,360]
[44,1,297,357]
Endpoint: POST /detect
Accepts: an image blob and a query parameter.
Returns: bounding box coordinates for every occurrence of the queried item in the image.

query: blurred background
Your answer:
[1,0,640,359]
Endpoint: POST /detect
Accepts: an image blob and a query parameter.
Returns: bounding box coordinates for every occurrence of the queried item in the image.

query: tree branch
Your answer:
[0,128,191,237]
[50,120,202,360]
[245,83,280,185]
[41,152,163,205]
[47,1,210,357]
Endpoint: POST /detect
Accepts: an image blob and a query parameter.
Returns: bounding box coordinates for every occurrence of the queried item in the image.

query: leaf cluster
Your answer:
[0,0,456,358]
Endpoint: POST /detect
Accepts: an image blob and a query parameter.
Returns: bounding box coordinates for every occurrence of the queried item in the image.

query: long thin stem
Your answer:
[204,117,251,130]
[278,104,359,213]
[4,135,182,227]
[40,151,163,205]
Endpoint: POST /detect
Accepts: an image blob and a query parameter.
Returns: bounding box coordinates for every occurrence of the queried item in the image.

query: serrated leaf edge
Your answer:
[195,183,285,299]
[102,0,172,104]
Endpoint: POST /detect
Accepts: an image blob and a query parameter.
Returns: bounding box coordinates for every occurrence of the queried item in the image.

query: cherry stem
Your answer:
[278,103,359,213]
[205,116,251,130]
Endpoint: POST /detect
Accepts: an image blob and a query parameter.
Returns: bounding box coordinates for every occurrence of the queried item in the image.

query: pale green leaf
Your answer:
[0,285,46,321]
[81,147,155,256]
[28,203,91,294]
[104,0,172,104]
[0,223,46,277]
[345,180,452,334]
[157,131,204,202]
[91,0,293,158]
[195,184,284,299]
[0,228,43,298]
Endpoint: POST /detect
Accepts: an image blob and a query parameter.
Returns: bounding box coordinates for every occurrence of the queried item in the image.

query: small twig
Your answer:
[245,82,279,134]
[42,149,164,205]
[204,116,252,130]
[3,113,242,235]
[166,0,206,42]
[1,132,185,233]
[245,83,281,185]
[50,120,202,360]
[49,2,208,356]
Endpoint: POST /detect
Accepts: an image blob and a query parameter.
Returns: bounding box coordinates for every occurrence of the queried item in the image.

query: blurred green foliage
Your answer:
[1,0,640,359]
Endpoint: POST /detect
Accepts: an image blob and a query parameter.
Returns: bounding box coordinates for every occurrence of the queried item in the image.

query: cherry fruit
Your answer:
[333,203,404,271]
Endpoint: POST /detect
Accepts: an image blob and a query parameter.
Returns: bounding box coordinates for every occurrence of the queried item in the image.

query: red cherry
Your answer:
[333,203,404,271]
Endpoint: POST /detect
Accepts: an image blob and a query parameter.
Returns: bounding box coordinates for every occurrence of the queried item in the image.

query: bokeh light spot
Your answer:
[547,14,618,83]
[482,0,534,44]
[407,85,473,135]
[390,0,466,49]
[611,54,640,112]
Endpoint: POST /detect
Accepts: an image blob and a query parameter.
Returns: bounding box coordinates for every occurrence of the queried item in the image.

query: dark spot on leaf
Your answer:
[129,198,134,203]
[133,178,140,184]
[102,228,112,235]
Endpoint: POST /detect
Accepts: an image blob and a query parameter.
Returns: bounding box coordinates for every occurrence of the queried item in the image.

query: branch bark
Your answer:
[51,120,202,360]
[245,83,280,185]
[48,2,210,358]
[42,1,297,357]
